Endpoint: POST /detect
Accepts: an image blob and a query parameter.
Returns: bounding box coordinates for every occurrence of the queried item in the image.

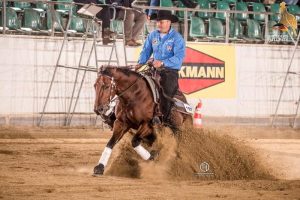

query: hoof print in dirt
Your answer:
[93,164,104,175]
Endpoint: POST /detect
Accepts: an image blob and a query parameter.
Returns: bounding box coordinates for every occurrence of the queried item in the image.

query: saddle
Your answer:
[139,69,193,116]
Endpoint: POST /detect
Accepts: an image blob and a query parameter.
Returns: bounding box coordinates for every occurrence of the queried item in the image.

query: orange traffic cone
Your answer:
[193,100,202,128]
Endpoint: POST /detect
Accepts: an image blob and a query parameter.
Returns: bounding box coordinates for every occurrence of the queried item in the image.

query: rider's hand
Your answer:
[153,60,163,68]
[134,64,143,71]
[147,58,154,65]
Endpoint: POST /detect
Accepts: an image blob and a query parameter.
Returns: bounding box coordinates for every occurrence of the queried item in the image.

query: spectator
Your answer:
[179,0,199,8]
[263,0,276,4]
[74,0,116,44]
[148,0,159,19]
[112,0,147,46]
[284,0,299,5]
[147,0,199,19]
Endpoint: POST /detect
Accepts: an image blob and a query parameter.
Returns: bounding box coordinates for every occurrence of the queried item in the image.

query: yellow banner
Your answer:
[183,44,236,98]
[134,43,236,98]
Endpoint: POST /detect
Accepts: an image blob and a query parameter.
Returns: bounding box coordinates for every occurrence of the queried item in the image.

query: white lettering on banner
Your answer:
[179,66,225,79]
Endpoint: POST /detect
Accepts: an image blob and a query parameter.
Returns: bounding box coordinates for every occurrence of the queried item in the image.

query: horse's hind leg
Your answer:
[94,120,128,175]
[131,123,154,160]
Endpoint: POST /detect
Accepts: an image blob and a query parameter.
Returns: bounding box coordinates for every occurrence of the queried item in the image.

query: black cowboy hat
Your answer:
[150,10,178,23]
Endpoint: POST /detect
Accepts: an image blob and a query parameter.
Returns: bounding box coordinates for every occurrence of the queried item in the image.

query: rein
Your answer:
[112,76,141,101]
[98,73,141,105]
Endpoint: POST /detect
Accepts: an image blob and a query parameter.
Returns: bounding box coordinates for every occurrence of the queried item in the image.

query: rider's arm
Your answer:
[161,33,185,70]
[138,33,153,65]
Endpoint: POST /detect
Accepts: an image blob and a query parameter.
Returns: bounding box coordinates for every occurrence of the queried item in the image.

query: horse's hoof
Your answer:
[93,164,104,175]
[149,150,159,161]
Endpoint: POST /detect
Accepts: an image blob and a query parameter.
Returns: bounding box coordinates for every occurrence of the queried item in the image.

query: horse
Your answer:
[93,65,192,175]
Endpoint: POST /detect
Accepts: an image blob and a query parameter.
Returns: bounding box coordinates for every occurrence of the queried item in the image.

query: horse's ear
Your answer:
[98,65,105,76]
[100,65,113,77]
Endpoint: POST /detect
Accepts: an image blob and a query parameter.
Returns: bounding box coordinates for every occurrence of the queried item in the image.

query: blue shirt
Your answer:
[138,28,185,70]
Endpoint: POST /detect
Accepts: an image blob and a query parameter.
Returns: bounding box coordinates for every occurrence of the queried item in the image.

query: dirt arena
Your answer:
[0,126,299,200]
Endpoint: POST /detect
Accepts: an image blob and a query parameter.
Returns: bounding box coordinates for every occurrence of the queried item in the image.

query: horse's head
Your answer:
[94,70,116,115]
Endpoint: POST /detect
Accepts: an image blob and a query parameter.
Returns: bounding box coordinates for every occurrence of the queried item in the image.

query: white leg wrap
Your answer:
[98,147,112,167]
[134,145,151,160]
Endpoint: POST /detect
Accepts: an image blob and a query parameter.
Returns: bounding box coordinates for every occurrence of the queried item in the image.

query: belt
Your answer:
[161,68,179,73]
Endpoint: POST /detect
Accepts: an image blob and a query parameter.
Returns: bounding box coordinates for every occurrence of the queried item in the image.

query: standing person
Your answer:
[147,0,159,19]
[147,0,199,19]
[74,0,116,44]
[135,10,185,124]
[179,0,199,8]
[112,0,147,46]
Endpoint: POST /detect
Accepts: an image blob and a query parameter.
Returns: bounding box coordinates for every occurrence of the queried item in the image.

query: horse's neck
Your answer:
[113,71,138,99]
[113,73,132,86]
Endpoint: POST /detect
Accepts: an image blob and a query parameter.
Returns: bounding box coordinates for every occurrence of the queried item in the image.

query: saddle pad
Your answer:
[141,75,159,104]
[174,98,193,114]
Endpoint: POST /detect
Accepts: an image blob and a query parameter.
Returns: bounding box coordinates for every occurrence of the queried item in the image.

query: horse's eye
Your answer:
[102,85,110,89]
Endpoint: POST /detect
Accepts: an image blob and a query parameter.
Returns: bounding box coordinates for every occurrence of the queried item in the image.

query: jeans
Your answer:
[117,9,147,41]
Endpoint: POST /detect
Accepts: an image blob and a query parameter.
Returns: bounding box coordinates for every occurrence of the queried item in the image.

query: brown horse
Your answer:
[93,65,191,175]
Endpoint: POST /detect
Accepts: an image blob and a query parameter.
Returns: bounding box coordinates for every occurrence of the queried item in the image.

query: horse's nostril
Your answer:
[97,106,104,112]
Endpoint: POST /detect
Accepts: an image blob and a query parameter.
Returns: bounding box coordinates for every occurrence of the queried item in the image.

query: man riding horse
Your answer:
[92,11,188,175]
[135,10,185,125]
[99,10,185,128]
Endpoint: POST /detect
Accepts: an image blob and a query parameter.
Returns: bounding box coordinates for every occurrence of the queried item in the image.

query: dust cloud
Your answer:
[105,126,273,180]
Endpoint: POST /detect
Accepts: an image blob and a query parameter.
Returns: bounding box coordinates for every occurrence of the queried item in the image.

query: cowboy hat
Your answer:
[150,10,178,23]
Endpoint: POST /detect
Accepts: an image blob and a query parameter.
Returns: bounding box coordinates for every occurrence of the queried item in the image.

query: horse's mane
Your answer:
[117,67,139,77]
[101,66,141,78]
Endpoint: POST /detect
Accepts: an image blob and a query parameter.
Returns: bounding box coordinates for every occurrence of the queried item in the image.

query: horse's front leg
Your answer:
[131,123,154,160]
[94,119,128,175]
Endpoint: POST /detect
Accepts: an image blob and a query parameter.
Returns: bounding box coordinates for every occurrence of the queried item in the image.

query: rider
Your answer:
[135,10,185,124]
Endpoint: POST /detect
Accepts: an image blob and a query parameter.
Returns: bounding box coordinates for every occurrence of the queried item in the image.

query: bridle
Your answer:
[95,73,141,115]
[94,74,115,115]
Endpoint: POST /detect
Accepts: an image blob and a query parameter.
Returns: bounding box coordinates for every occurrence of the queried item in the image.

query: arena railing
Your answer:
[0,0,296,44]
[0,0,116,36]
[131,0,288,44]
[0,0,144,38]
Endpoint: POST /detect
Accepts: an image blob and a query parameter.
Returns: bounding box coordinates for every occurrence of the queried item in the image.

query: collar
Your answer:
[156,27,174,35]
